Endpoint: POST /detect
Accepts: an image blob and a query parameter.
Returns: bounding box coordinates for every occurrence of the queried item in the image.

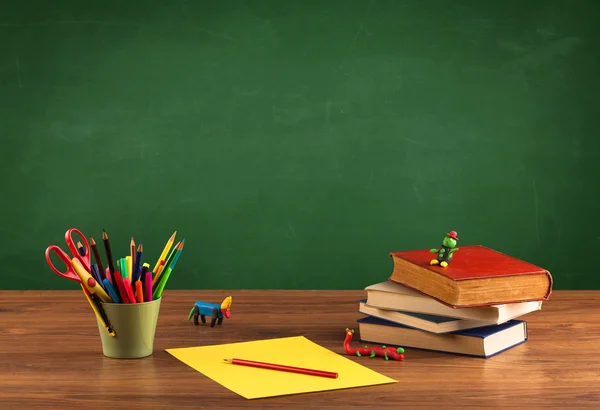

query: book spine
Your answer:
[543,270,553,300]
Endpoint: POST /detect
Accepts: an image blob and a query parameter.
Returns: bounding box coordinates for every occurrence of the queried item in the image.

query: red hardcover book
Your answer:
[389,245,553,308]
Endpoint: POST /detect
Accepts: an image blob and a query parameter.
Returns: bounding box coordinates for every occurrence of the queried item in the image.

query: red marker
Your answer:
[122,278,136,303]
[112,270,129,304]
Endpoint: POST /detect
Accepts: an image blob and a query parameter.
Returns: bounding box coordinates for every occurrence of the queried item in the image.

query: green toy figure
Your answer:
[430,231,459,268]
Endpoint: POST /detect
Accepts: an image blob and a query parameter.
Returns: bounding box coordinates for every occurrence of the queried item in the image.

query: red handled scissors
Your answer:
[45,228,116,336]
[45,228,92,289]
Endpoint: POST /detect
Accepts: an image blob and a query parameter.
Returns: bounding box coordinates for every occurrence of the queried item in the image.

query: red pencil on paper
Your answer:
[223,358,338,379]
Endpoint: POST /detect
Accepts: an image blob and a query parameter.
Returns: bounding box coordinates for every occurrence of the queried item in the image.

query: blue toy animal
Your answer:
[187,296,232,327]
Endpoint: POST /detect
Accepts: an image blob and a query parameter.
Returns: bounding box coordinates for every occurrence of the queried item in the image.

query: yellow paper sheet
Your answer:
[166,336,397,399]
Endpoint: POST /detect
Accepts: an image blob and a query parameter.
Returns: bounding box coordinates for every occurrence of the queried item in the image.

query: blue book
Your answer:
[357,316,528,358]
[358,300,491,334]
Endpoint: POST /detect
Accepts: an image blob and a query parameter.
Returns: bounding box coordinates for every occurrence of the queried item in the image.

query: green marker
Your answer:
[153,268,171,300]
[119,258,128,279]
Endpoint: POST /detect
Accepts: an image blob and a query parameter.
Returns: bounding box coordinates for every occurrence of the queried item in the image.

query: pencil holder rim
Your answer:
[99,297,162,307]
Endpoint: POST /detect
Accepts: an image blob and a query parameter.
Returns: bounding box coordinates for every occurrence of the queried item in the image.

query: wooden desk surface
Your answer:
[0,290,598,409]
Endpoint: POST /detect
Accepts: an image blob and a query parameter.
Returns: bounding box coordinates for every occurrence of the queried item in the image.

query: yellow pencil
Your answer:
[126,256,132,281]
[130,237,136,281]
[153,231,176,273]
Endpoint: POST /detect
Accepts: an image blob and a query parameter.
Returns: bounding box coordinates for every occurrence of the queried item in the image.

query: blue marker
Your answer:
[103,278,120,303]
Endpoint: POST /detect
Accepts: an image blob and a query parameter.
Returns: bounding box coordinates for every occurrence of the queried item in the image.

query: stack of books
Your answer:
[357,245,553,358]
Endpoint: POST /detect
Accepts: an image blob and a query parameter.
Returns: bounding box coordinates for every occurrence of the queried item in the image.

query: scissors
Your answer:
[45,227,92,287]
[45,228,111,303]
[45,228,115,336]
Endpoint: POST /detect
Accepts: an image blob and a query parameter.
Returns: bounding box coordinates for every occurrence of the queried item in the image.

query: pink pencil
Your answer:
[144,271,153,302]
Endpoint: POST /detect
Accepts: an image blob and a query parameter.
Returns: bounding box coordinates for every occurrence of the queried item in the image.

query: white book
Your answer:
[359,301,490,334]
[365,281,542,324]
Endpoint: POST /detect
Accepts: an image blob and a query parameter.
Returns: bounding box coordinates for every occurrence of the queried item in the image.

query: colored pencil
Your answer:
[153,231,176,274]
[130,237,136,281]
[164,240,181,271]
[152,260,166,287]
[91,264,104,289]
[223,359,338,379]
[76,241,85,257]
[144,271,153,302]
[169,240,184,271]
[153,241,184,298]
[155,241,184,293]
[76,230,182,305]
[132,243,143,284]
[89,237,106,280]
[102,230,117,276]
[153,240,181,287]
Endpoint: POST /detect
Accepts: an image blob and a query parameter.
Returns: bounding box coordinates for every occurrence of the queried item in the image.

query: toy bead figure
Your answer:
[343,328,404,361]
[430,230,459,268]
[188,296,232,327]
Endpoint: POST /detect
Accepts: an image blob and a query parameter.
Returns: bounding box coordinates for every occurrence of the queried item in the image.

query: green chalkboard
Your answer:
[1,0,598,291]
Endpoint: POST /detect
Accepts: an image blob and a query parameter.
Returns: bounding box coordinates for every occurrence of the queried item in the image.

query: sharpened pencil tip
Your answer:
[223,359,232,363]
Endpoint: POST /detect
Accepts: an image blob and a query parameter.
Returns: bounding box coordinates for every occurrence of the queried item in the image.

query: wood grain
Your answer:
[0,290,598,409]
